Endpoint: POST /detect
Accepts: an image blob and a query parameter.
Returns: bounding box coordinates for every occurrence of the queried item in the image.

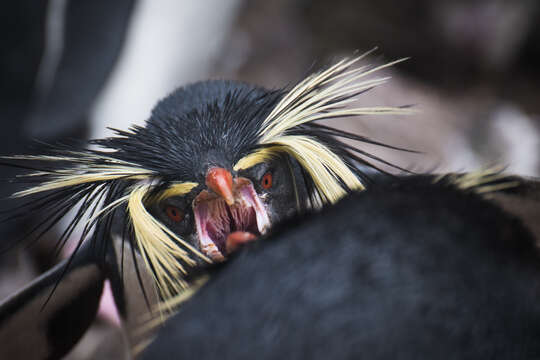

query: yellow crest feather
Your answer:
[128,184,210,302]
[434,165,520,195]
[153,182,198,201]
[235,136,365,203]
[8,153,154,197]
[234,52,412,204]
[9,150,208,304]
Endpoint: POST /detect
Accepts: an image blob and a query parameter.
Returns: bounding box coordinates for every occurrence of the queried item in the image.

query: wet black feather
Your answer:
[93,81,285,182]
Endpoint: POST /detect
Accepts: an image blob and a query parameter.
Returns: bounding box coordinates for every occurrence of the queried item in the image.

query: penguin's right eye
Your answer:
[261,172,273,189]
[166,206,184,222]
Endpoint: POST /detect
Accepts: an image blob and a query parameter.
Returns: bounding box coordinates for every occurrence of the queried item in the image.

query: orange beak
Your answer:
[205,167,234,206]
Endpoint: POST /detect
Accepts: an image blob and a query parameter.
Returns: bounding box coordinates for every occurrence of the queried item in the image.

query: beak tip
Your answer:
[206,167,235,204]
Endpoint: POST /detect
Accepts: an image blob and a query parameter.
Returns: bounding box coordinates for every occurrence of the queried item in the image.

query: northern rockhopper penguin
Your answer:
[0,54,412,359]
[1,53,539,359]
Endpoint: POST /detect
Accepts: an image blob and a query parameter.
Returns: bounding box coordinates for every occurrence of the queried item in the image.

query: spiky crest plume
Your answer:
[1,52,410,304]
[434,166,520,195]
[234,52,413,204]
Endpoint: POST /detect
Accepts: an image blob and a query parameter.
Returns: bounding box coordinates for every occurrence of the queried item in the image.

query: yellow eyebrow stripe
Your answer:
[233,148,277,171]
[155,182,199,201]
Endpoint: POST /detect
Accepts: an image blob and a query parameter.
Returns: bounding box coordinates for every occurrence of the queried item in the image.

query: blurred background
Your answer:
[100,0,540,175]
[1,0,539,358]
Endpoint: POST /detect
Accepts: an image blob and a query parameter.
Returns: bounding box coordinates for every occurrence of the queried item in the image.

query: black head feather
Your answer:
[93,81,284,183]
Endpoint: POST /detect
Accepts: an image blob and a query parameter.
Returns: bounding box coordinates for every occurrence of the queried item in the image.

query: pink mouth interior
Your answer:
[194,179,270,261]
[204,200,258,253]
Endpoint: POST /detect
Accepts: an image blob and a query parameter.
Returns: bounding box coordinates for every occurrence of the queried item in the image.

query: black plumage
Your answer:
[142,178,540,359]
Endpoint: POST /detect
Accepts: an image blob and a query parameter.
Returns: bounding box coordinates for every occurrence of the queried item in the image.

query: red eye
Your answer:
[261,172,273,189]
[166,206,184,222]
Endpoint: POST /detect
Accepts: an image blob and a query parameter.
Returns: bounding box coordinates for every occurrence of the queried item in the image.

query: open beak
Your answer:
[194,168,270,261]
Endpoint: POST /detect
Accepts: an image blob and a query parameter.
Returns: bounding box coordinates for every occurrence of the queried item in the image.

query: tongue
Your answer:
[226,231,257,253]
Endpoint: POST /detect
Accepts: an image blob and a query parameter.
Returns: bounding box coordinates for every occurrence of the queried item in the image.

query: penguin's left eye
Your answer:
[166,206,184,222]
[261,172,273,189]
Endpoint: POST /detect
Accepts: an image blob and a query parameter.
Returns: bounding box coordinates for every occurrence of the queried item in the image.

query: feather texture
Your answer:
[234,53,413,205]
[1,52,411,305]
